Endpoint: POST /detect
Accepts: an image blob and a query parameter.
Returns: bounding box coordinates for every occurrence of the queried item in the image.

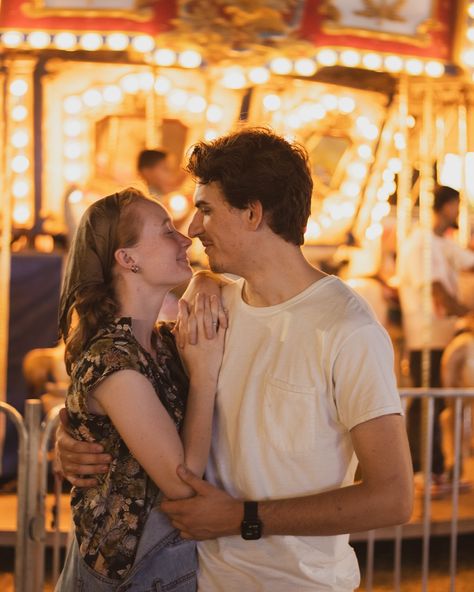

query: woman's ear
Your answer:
[114,248,135,270]
[246,201,264,230]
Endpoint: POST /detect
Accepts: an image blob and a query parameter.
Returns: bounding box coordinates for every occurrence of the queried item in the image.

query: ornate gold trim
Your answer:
[453,0,471,71]
[319,0,441,48]
[22,0,153,22]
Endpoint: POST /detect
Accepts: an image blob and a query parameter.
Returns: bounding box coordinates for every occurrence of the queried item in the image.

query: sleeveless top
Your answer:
[66,317,188,579]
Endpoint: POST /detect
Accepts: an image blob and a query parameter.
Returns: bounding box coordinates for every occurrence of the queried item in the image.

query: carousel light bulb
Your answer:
[338,96,356,113]
[263,94,281,111]
[53,32,76,50]
[187,95,207,113]
[382,180,396,195]
[167,89,188,110]
[362,53,382,70]
[425,61,444,77]
[106,33,129,51]
[405,58,423,76]
[80,33,103,51]
[154,75,171,95]
[64,141,82,159]
[388,157,402,173]
[384,55,403,72]
[138,72,154,91]
[11,130,29,148]
[178,50,202,69]
[68,189,84,204]
[270,57,293,75]
[204,129,218,141]
[120,74,139,94]
[132,35,154,53]
[468,2,474,17]
[12,180,29,198]
[64,163,83,182]
[340,201,356,217]
[63,119,83,137]
[27,31,51,49]
[341,180,360,198]
[13,204,31,225]
[394,132,406,150]
[320,215,331,228]
[372,202,391,222]
[169,194,189,214]
[340,50,361,68]
[347,162,368,180]
[11,155,30,174]
[365,223,383,240]
[12,105,28,122]
[63,96,82,114]
[221,67,247,89]
[294,58,317,77]
[467,27,474,42]
[154,48,176,66]
[2,31,23,47]
[321,94,338,110]
[377,187,390,201]
[102,85,123,103]
[286,113,302,129]
[9,79,28,97]
[364,124,379,140]
[357,144,372,159]
[248,66,270,84]
[316,49,338,66]
[306,104,326,120]
[82,88,103,108]
[383,169,395,183]
[407,115,416,128]
[304,219,321,241]
[206,104,223,123]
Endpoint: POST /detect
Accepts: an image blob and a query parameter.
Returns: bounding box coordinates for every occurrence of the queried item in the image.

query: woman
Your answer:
[55,188,226,591]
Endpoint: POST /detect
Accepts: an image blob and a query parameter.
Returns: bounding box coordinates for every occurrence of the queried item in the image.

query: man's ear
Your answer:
[245,201,264,230]
[114,248,135,270]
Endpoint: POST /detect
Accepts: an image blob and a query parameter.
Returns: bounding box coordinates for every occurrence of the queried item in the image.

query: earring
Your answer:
[131,264,140,273]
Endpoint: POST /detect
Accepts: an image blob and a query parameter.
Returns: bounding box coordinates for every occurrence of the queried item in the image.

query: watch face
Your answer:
[241,520,262,540]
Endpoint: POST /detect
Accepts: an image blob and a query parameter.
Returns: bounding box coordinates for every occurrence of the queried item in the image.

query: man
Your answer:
[137,148,176,199]
[398,185,474,492]
[58,128,413,591]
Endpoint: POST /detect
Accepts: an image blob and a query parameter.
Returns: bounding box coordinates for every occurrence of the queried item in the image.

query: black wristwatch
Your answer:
[241,501,262,540]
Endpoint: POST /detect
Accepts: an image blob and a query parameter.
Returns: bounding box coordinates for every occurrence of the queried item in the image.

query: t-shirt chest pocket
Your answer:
[260,376,317,455]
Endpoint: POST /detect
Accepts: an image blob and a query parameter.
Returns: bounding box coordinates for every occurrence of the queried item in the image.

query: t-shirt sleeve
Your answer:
[332,323,403,431]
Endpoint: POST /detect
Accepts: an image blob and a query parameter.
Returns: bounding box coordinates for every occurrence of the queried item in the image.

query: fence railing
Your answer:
[2,390,474,592]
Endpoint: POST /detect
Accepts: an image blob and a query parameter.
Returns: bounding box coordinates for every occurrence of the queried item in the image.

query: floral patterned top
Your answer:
[66,317,189,579]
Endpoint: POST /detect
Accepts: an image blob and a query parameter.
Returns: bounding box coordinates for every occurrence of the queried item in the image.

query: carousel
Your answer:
[1,0,474,588]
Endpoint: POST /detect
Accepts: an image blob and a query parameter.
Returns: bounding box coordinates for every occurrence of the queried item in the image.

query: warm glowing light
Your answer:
[286,113,302,129]
[11,155,30,174]
[365,223,383,240]
[12,105,28,122]
[187,95,207,113]
[405,58,423,76]
[53,32,76,50]
[248,67,270,84]
[320,215,331,228]
[64,141,82,160]
[270,57,293,75]
[80,33,103,51]
[425,61,444,78]
[304,219,321,241]
[106,33,129,51]
[340,180,361,198]
[347,162,368,180]
[338,96,355,113]
[82,88,103,108]
[363,124,379,140]
[63,96,82,114]
[467,27,474,42]
[13,204,31,225]
[377,187,390,201]
[169,194,189,214]
[394,132,406,150]
[68,189,84,204]
[294,58,317,77]
[372,202,391,222]
[299,103,326,121]
[12,180,29,198]
[102,85,123,103]
[132,35,154,53]
[2,31,23,47]
[221,67,247,89]
[154,75,171,95]
[167,89,188,110]
[383,169,395,183]
[120,74,139,94]
[64,164,83,182]
[362,53,382,70]
[11,130,29,149]
[263,94,281,111]
[205,129,218,141]
[9,80,28,97]
[357,144,372,159]
[206,105,223,123]
[154,48,176,66]
[388,157,402,174]
[340,50,360,68]
[178,50,202,68]
[382,181,397,195]
[384,55,403,72]
[27,31,50,49]
[340,201,356,218]
[64,119,83,137]
[468,2,474,17]
[321,94,338,110]
[138,72,154,91]
[407,115,416,128]
[317,49,338,66]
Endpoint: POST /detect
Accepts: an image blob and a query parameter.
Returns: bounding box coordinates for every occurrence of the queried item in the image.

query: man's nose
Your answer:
[188,211,202,238]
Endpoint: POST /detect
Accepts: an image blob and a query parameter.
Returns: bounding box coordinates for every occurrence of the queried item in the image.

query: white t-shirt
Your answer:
[198,275,402,592]
[398,228,474,350]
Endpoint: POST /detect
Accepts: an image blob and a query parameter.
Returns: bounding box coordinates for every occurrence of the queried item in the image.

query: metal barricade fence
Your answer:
[3,390,474,591]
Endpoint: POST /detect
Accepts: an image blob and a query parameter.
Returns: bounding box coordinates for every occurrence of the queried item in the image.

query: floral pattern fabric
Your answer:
[66,317,188,580]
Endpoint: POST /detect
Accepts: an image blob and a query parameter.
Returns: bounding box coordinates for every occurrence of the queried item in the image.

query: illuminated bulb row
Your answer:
[153,49,202,68]
[355,115,380,141]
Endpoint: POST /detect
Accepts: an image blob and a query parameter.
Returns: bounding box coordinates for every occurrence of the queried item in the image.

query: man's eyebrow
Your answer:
[194,199,210,208]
